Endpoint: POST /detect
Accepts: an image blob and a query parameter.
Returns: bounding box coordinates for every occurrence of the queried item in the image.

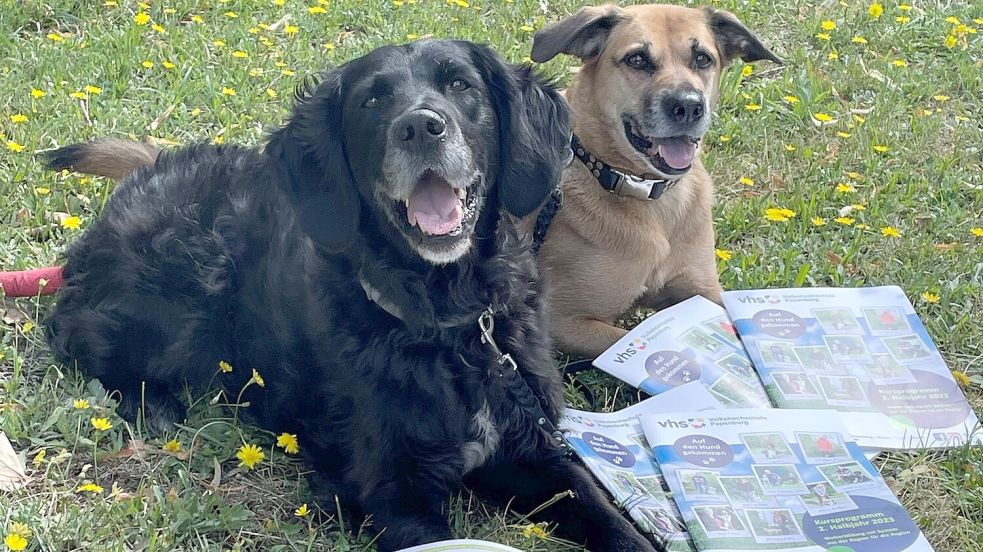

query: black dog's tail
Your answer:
[44,138,160,180]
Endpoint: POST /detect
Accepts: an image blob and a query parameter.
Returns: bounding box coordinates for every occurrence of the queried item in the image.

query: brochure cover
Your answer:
[643,409,935,552]
[397,540,522,552]
[723,286,981,449]
[560,383,722,552]
[593,296,772,408]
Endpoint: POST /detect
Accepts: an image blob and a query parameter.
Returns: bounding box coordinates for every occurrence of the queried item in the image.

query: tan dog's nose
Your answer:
[662,90,705,125]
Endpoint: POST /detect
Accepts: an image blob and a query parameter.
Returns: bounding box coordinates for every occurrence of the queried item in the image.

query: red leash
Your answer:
[0,266,64,297]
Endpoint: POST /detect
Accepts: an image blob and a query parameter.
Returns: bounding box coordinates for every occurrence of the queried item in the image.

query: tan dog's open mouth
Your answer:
[622,118,699,176]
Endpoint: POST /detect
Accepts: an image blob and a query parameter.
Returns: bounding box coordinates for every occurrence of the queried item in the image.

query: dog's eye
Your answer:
[694,52,713,68]
[623,52,651,70]
[449,79,471,92]
[362,97,379,108]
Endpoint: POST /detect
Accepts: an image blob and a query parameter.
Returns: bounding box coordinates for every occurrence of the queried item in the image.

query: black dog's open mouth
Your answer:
[623,118,699,176]
[398,170,479,239]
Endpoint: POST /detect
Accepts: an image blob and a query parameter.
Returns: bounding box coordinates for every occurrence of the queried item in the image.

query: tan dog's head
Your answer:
[532,4,780,178]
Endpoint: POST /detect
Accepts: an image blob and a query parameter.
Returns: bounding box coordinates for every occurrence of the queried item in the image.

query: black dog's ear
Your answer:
[470,44,571,218]
[265,71,359,252]
[705,8,783,65]
[530,5,626,63]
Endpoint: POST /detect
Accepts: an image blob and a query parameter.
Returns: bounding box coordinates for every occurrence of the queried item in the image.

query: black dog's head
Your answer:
[266,39,570,264]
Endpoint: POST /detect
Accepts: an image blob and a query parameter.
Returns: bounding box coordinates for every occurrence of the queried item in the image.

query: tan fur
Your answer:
[48,138,159,180]
[532,4,779,358]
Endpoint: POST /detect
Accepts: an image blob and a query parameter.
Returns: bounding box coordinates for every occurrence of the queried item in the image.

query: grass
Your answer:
[0,0,981,550]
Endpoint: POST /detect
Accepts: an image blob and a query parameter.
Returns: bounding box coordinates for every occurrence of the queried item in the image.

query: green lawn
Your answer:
[1,1,981,550]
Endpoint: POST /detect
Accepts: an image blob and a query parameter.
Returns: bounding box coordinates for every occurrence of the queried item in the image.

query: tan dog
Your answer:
[530,4,780,358]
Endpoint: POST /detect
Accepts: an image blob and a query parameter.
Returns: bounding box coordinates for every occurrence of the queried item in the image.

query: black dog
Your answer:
[45,40,659,552]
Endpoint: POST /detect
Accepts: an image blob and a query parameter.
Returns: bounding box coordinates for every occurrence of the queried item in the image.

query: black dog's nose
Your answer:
[398,109,447,143]
[662,91,705,125]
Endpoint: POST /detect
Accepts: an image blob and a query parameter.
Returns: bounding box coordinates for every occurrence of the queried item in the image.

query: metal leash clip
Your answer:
[478,307,518,372]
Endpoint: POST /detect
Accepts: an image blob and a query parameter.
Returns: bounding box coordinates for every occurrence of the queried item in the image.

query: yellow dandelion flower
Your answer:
[31,88,46,98]
[785,144,796,151]
[519,25,535,32]
[276,433,299,454]
[851,204,866,211]
[162,439,182,453]
[162,61,176,69]
[141,60,154,69]
[952,370,970,387]
[232,50,248,58]
[10,114,28,123]
[856,224,870,230]
[21,321,34,333]
[274,0,285,5]
[811,217,827,227]
[77,482,104,493]
[899,3,912,10]
[35,186,50,195]
[896,16,910,24]
[61,216,82,229]
[134,12,150,25]
[764,208,796,222]
[835,183,855,193]
[212,39,226,47]
[828,51,839,60]
[4,534,28,551]
[224,11,238,18]
[249,67,264,77]
[813,112,833,122]
[944,35,957,49]
[783,95,800,104]
[152,24,166,33]
[219,360,233,373]
[868,3,883,18]
[715,249,733,261]
[969,227,983,237]
[9,524,30,540]
[266,88,278,98]
[719,135,731,143]
[846,172,862,180]
[308,6,327,14]
[90,417,112,431]
[944,16,961,26]
[73,399,90,410]
[739,177,754,186]
[881,226,901,238]
[32,450,46,466]
[741,65,753,77]
[295,503,310,517]
[324,43,335,51]
[873,144,890,153]
[47,32,65,41]
[285,25,299,36]
[851,36,868,44]
[933,94,949,102]
[191,15,204,24]
[745,103,761,111]
[251,369,265,387]
[69,91,88,100]
[820,20,836,31]
[236,443,265,469]
[6,141,26,152]
[221,87,236,96]
[816,32,831,41]
[282,69,295,76]
[84,85,102,94]
[836,131,851,138]
[892,59,907,67]
[834,217,854,226]
[921,291,940,303]
[522,524,549,539]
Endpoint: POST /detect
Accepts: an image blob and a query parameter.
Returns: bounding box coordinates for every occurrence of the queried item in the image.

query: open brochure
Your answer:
[723,286,980,450]
[593,296,772,408]
[642,409,935,552]
[560,383,722,551]
[396,540,521,552]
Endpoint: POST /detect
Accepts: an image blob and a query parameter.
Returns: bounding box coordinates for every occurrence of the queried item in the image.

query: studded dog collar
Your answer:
[570,135,676,200]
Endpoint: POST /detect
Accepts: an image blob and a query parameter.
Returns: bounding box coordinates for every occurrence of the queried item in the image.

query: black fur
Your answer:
[45,40,659,552]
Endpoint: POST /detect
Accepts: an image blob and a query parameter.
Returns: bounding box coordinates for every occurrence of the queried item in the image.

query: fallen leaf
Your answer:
[211,457,222,488]
[0,432,31,491]
[102,439,150,461]
[826,252,843,265]
[1,305,30,325]
[933,243,958,251]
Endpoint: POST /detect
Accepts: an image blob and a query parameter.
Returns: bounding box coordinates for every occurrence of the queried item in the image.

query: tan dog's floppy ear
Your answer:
[531,5,625,63]
[705,8,782,65]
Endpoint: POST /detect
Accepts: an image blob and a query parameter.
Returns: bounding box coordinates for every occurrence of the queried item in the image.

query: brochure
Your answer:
[642,409,936,552]
[593,296,772,408]
[560,383,722,551]
[722,286,981,449]
[397,540,521,552]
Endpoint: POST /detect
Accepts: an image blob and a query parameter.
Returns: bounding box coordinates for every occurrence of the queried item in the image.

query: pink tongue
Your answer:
[655,139,696,170]
[407,175,464,235]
